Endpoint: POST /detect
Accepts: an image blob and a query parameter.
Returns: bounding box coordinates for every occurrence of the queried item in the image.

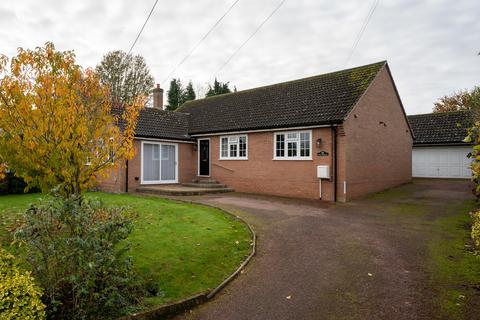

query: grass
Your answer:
[0,192,252,308]
[428,199,480,319]
[367,181,480,319]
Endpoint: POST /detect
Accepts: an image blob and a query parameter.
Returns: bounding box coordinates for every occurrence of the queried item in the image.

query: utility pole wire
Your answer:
[128,0,159,55]
[215,0,287,76]
[344,0,380,67]
[162,0,242,84]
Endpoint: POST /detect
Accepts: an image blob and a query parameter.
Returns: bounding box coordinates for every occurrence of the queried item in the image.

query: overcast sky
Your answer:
[0,0,478,114]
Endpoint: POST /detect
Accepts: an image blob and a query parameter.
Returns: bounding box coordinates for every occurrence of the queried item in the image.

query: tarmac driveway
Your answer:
[173,179,473,320]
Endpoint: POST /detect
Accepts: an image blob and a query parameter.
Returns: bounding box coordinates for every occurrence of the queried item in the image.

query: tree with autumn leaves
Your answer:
[0,43,142,197]
[0,43,146,318]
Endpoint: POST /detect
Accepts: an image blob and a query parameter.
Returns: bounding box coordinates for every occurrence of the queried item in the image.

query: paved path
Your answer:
[173,179,472,320]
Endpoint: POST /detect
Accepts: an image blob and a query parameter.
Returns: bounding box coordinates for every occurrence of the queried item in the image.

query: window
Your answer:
[141,142,178,184]
[220,135,248,159]
[274,130,312,160]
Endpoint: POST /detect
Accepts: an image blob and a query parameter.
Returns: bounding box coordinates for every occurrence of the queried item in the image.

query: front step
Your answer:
[136,185,234,196]
[182,182,228,188]
[192,178,218,184]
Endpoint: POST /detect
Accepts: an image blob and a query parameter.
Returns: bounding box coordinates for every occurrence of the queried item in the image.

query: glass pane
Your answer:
[229,144,237,157]
[287,142,297,157]
[287,132,298,140]
[300,132,310,157]
[161,145,176,181]
[239,136,247,157]
[143,143,160,181]
[276,134,285,157]
[221,137,228,157]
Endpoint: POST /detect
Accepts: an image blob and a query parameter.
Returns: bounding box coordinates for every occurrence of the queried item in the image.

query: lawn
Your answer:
[0,192,253,309]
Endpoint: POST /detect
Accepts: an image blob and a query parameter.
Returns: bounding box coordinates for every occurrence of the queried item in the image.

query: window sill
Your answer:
[272,157,313,161]
[219,158,248,161]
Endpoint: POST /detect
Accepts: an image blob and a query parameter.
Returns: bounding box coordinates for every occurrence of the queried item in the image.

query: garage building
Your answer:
[408,111,473,179]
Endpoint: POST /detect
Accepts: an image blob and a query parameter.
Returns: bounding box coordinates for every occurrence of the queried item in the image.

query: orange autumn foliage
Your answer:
[0,42,142,197]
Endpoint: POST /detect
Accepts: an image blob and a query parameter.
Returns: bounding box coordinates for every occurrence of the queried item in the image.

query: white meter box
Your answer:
[317,165,330,179]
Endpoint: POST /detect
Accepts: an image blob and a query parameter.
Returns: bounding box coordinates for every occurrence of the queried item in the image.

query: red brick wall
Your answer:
[342,66,413,200]
[97,66,411,202]
[205,128,337,201]
[97,139,197,193]
[96,163,125,193]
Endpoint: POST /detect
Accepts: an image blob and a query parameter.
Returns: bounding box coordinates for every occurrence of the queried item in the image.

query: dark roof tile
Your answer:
[408,111,473,145]
[177,61,386,134]
[113,107,192,141]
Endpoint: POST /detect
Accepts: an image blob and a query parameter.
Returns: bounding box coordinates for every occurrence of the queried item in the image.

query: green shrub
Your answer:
[0,248,46,320]
[471,210,480,249]
[14,195,142,319]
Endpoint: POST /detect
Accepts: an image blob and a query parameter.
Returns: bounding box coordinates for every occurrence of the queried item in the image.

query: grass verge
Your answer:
[428,199,480,319]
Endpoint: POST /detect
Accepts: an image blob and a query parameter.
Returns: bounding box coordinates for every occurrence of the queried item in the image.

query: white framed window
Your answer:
[220,135,248,160]
[141,141,178,184]
[274,130,312,160]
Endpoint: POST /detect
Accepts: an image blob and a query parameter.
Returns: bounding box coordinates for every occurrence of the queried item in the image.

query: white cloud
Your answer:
[0,0,478,114]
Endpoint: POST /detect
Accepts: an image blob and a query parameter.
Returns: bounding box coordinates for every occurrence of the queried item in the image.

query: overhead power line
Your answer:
[128,0,159,55]
[162,0,242,84]
[215,0,287,76]
[344,0,380,67]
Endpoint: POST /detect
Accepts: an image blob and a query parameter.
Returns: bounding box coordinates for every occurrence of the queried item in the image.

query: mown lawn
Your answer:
[0,192,253,309]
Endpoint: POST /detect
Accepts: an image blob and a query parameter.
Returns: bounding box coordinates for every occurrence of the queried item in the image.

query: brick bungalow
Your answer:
[99,61,413,202]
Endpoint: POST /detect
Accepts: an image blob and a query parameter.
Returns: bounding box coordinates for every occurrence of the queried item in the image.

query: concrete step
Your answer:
[192,178,218,184]
[182,182,228,188]
[136,185,234,196]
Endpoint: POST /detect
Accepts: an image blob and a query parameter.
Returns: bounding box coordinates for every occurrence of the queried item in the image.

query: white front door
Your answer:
[141,141,178,184]
[412,146,471,178]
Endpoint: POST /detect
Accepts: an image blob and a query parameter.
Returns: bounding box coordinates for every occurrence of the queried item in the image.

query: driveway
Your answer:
[173,179,474,320]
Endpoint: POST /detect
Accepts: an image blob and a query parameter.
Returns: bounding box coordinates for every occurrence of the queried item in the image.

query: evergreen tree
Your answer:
[181,81,196,104]
[166,78,183,111]
[205,78,233,97]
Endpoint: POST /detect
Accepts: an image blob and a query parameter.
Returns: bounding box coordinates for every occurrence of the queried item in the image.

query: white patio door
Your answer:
[161,145,176,181]
[142,142,178,184]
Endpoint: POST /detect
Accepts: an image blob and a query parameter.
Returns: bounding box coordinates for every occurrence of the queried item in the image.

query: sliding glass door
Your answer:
[142,142,178,184]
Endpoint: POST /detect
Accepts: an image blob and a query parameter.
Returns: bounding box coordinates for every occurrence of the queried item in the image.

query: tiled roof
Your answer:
[113,107,192,141]
[407,111,473,145]
[177,61,387,134]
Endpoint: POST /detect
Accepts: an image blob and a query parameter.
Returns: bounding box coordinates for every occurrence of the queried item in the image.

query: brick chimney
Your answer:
[152,84,164,109]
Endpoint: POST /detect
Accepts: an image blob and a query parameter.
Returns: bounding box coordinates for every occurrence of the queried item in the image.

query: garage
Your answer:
[412,146,471,178]
[408,111,473,179]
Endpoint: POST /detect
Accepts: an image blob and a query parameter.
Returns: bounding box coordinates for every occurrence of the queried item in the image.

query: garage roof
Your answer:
[408,111,473,145]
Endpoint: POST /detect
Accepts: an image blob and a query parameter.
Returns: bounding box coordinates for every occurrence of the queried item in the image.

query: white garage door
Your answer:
[412,146,471,178]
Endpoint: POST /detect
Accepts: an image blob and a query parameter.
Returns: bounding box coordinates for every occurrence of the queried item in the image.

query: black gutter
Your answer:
[135,135,195,142]
[189,120,343,136]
